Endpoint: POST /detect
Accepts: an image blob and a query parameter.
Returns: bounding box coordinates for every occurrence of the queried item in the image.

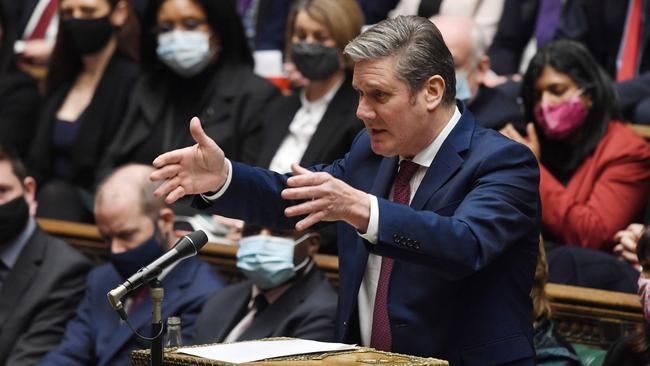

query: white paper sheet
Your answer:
[176,339,358,364]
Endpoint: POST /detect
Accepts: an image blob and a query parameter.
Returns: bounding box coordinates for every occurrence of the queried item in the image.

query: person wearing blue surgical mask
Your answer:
[193,224,338,344]
[99,0,280,212]
[39,164,224,366]
[431,15,525,132]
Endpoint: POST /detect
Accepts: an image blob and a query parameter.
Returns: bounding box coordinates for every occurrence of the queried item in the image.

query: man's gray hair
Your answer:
[344,16,456,105]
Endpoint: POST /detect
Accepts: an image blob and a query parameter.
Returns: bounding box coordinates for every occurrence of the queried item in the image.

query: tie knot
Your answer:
[396,160,420,183]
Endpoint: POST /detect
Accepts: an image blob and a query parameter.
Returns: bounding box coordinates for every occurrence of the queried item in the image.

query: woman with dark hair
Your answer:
[603,227,650,365]
[501,39,650,251]
[27,0,140,223]
[101,0,279,174]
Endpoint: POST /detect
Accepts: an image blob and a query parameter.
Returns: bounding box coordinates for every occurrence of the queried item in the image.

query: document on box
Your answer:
[176,339,358,364]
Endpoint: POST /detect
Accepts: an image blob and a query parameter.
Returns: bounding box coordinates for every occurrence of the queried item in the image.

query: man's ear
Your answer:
[22,177,37,216]
[110,0,129,28]
[475,55,491,84]
[424,75,445,111]
[157,207,175,246]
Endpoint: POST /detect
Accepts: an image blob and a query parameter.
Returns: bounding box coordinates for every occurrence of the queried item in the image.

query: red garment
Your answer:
[541,121,650,250]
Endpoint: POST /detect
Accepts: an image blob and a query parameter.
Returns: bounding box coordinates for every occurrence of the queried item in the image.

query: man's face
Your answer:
[0,161,35,213]
[352,56,438,158]
[96,200,157,254]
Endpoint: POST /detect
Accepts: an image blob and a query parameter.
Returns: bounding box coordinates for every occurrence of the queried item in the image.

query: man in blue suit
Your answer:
[151,16,540,365]
[39,164,224,366]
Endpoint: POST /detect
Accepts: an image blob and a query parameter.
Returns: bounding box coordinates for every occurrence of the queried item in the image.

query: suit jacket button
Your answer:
[393,233,399,239]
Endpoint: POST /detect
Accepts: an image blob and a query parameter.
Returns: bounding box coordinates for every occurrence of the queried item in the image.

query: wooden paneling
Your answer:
[38,218,641,348]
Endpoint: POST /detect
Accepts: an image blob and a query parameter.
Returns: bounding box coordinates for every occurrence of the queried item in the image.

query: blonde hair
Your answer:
[285,0,364,69]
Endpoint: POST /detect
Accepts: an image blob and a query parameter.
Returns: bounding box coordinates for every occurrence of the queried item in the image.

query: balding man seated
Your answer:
[432,15,525,132]
[39,164,224,366]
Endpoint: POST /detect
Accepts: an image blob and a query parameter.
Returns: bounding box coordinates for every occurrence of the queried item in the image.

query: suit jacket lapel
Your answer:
[257,94,301,168]
[214,284,252,342]
[239,268,320,340]
[0,229,42,326]
[411,105,474,210]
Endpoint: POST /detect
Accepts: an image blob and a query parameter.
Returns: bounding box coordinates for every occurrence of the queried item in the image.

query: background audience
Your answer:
[501,40,650,251]
[0,145,91,366]
[27,0,140,223]
[39,164,224,366]
[432,14,524,132]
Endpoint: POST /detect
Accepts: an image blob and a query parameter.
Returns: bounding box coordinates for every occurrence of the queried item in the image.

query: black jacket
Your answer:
[28,54,138,189]
[256,74,362,169]
[0,71,41,158]
[101,61,280,174]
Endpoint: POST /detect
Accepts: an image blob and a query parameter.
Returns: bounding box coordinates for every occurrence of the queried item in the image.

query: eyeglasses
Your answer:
[152,18,208,35]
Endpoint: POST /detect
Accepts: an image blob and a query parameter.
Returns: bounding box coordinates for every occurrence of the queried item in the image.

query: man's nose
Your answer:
[356,97,375,120]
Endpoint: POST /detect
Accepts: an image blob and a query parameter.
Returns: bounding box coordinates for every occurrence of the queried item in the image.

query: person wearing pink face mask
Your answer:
[501,39,650,252]
[602,227,650,366]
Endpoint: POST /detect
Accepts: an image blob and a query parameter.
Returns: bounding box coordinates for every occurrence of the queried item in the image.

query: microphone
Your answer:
[107,230,209,315]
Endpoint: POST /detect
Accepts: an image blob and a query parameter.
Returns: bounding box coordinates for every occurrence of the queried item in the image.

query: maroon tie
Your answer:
[370,160,420,351]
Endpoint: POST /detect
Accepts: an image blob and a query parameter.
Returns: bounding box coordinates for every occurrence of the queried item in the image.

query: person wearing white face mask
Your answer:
[100,0,281,209]
[193,224,338,344]
[432,14,525,132]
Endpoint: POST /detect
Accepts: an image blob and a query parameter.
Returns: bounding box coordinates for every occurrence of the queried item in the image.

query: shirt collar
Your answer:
[0,217,36,270]
[401,106,461,167]
[298,77,344,111]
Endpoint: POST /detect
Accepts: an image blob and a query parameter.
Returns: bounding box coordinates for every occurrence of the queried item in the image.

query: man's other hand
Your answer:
[282,164,370,232]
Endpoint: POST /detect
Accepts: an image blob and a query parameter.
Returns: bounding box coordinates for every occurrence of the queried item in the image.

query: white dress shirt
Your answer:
[356,107,461,346]
[268,79,343,174]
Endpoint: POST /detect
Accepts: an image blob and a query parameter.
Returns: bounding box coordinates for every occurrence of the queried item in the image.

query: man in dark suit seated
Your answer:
[431,14,526,132]
[39,164,224,366]
[151,16,540,365]
[194,224,337,344]
[0,145,91,365]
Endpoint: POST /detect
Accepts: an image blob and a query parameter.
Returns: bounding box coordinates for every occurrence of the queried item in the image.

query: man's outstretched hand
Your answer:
[150,117,228,204]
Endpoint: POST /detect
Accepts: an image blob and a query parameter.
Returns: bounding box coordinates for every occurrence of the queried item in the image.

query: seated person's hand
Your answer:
[482,70,521,88]
[213,215,244,242]
[283,62,310,89]
[499,122,541,161]
[614,223,645,270]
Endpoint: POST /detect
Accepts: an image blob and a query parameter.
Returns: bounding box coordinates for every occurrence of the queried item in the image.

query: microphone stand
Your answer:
[150,279,164,366]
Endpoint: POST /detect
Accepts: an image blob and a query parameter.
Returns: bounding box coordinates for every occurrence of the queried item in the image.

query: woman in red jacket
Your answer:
[501,40,650,251]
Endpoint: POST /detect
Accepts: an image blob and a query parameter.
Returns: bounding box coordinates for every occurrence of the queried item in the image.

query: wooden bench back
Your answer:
[37,218,641,349]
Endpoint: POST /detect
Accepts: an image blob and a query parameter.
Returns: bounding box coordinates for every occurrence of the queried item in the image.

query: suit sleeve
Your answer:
[540,136,650,250]
[487,0,536,75]
[372,140,540,280]
[33,269,96,366]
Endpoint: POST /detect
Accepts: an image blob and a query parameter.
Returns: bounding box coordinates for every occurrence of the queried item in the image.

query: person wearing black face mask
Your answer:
[39,164,224,366]
[0,145,92,366]
[193,224,337,344]
[255,0,365,254]
[27,0,140,223]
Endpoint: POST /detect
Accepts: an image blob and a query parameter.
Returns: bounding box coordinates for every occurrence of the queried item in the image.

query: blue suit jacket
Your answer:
[38,257,224,366]
[197,103,540,365]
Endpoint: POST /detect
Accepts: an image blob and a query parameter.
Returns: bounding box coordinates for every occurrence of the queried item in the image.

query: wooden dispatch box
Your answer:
[131,340,449,366]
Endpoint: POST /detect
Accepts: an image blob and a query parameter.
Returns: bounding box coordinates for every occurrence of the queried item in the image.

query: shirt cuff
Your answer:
[358,194,378,244]
[200,159,233,203]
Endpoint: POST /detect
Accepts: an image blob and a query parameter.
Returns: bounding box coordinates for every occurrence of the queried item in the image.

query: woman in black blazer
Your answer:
[257,0,365,173]
[28,0,139,222]
[100,0,280,174]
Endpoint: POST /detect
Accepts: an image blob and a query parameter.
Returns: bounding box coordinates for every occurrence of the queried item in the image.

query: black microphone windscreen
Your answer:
[186,230,209,251]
